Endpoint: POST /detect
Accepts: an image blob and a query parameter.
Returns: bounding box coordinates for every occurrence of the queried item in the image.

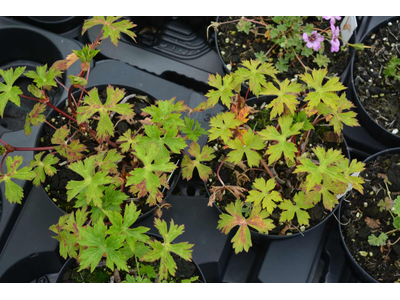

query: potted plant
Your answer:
[0,17,207,282]
[340,148,400,283]
[211,16,365,80]
[351,17,400,147]
[182,59,366,253]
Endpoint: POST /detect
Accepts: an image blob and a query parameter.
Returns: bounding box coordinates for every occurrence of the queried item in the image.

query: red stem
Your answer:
[13,146,55,151]
[46,102,77,124]
[217,156,228,186]
[44,120,57,131]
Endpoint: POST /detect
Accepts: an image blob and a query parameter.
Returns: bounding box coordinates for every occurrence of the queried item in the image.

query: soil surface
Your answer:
[59,237,203,283]
[38,87,176,216]
[353,19,400,137]
[217,16,351,81]
[341,153,400,283]
[206,103,347,236]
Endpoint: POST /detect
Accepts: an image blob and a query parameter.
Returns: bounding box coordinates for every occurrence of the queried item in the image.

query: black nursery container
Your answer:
[338,147,400,283]
[349,17,400,148]
[34,84,181,221]
[204,95,352,241]
[55,233,207,283]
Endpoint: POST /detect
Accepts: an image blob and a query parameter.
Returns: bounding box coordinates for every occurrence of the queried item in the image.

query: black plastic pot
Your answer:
[204,95,352,240]
[349,17,400,148]
[55,233,207,283]
[214,16,355,92]
[338,147,400,283]
[0,59,211,283]
[0,17,83,254]
[34,84,181,221]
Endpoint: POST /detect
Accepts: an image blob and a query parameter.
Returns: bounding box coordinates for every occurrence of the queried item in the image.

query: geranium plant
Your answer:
[182,59,366,253]
[210,16,367,73]
[0,17,206,282]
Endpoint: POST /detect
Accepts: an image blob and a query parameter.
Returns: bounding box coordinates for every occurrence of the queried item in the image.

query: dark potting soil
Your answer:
[341,153,400,283]
[206,106,347,236]
[353,19,400,137]
[38,88,175,216]
[59,238,202,283]
[217,16,350,81]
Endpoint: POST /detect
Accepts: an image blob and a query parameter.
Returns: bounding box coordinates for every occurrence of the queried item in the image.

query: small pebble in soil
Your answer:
[227,64,232,71]
[356,212,360,218]
[225,38,230,43]
[371,34,376,39]
[359,251,368,257]
[393,129,399,134]
[364,202,368,207]
[300,226,305,232]
[369,252,373,257]
[388,22,393,26]
[221,51,225,55]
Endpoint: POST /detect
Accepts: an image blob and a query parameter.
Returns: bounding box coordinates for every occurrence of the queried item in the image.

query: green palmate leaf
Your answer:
[123,275,151,283]
[255,51,269,63]
[234,60,278,96]
[89,186,126,222]
[393,216,400,229]
[76,85,135,140]
[0,66,26,117]
[259,115,303,164]
[140,124,186,156]
[141,219,193,281]
[94,149,123,174]
[368,232,388,246]
[68,75,88,86]
[294,146,346,193]
[217,200,275,254]
[205,73,235,107]
[378,197,394,212]
[25,65,62,90]
[27,84,46,100]
[236,18,252,34]
[226,130,265,167]
[208,111,242,144]
[126,144,176,200]
[50,208,89,259]
[304,175,347,210]
[279,191,313,226]
[299,68,346,112]
[313,54,331,68]
[78,219,128,272]
[182,142,215,181]
[336,158,365,194]
[384,56,400,78]
[24,103,46,136]
[66,155,112,207]
[117,129,142,153]
[82,16,137,46]
[51,125,87,161]
[181,116,208,142]
[293,110,314,131]
[246,178,282,214]
[0,155,35,203]
[29,152,59,187]
[275,57,289,73]
[261,79,303,119]
[73,45,100,61]
[317,93,359,135]
[142,98,186,130]
[106,202,150,251]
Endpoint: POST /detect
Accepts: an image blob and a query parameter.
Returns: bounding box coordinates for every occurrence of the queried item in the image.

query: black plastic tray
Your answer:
[0,16,392,283]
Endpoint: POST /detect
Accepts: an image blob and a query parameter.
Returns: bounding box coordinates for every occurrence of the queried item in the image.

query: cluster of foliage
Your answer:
[383,55,400,81]
[182,60,366,253]
[0,17,207,282]
[211,16,365,73]
[368,192,400,247]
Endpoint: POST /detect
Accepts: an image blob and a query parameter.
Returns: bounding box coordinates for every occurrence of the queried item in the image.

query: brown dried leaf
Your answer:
[208,185,247,207]
[365,216,381,229]
[139,117,152,125]
[235,170,250,186]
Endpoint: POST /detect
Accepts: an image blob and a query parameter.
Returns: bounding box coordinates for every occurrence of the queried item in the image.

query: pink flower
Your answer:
[330,24,340,52]
[303,31,324,51]
[323,16,341,25]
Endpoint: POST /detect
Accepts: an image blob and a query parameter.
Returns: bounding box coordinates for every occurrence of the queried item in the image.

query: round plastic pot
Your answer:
[214,16,354,92]
[34,84,181,222]
[55,232,207,283]
[204,95,351,240]
[0,27,68,131]
[349,17,400,147]
[338,147,400,283]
